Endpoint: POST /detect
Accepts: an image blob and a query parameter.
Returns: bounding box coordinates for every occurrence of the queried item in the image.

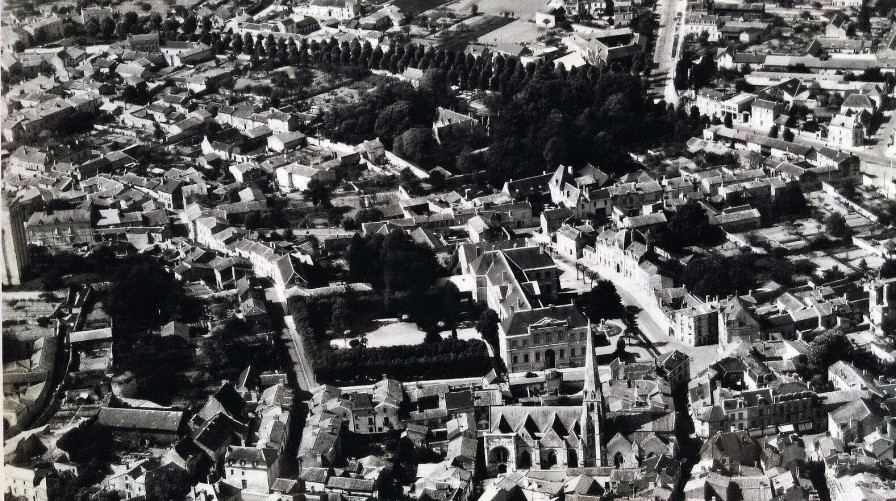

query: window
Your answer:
[524,354,529,363]
[559,349,565,359]
[512,341,518,348]
[512,355,518,364]
[581,347,586,355]
[535,334,541,344]
[535,352,541,362]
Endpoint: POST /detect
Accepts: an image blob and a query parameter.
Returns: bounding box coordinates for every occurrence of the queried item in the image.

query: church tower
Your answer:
[581,319,605,466]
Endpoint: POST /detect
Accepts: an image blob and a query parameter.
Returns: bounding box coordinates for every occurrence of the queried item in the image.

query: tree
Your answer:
[782,127,794,141]
[331,296,352,336]
[840,178,856,200]
[476,309,500,348]
[304,178,331,207]
[605,0,615,17]
[622,305,640,342]
[616,337,626,353]
[662,200,716,249]
[393,127,436,165]
[439,282,462,337]
[374,100,414,146]
[578,280,625,323]
[880,259,896,279]
[723,113,733,128]
[807,329,853,373]
[100,17,116,39]
[825,212,850,238]
[673,58,692,90]
[769,124,779,138]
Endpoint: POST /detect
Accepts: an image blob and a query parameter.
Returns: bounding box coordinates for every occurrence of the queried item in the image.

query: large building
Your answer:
[467,246,560,320]
[499,304,591,373]
[2,197,30,285]
[25,206,94,248]
[672,294,719,346]
[483,330,603,473]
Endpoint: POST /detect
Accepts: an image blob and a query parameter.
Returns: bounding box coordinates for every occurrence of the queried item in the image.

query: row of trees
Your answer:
[190,28,700,184]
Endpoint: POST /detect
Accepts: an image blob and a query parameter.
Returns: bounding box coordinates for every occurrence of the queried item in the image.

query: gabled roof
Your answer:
[98,407,184,432]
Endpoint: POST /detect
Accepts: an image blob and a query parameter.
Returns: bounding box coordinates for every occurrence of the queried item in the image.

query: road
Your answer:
[551,245,720,377]
[282,314,317,391]
[650,0,687,105]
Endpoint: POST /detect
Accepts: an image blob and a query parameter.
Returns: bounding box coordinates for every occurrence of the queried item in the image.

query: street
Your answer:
[649,0,687,105]
[552,245,720,377]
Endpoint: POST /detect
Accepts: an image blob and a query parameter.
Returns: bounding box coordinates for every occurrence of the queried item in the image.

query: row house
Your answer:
[26,207,94,248]
[689,352,824,438]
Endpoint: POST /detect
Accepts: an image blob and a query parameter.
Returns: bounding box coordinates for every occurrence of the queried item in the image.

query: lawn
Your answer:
[329,318,481,348]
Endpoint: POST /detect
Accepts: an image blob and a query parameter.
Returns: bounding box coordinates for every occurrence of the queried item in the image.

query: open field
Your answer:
[476,19,542,45]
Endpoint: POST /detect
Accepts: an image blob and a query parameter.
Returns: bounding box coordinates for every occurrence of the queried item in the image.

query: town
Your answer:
[2,0,896,499]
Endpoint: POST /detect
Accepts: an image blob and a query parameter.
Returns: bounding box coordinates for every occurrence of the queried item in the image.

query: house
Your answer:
[828,112,863,148]
[26,207,94,248]
[432,107,484,144]
[223,446,280,494]
[160,41,214,66]
[555,223,594,261]
[824,11,850,38]
[4,464,59,501]
[268,131,307,152]
[358,138,386,165]
[9,146,50,177]
[275,162,337,192]
[341,375,403,434]
[325,476,376,501]
[128,33,161,52]
[750,99,780,131]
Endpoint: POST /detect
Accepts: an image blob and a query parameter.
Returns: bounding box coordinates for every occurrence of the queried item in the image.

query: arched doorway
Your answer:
[489,446,510,469]
[518,450,532,468]
[614,452,625,468]
[545,349,556,369]
[543,450,558,468]
[568,449,578,468]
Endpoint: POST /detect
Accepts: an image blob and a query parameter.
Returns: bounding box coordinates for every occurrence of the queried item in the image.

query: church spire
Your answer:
[581,318,604,466]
